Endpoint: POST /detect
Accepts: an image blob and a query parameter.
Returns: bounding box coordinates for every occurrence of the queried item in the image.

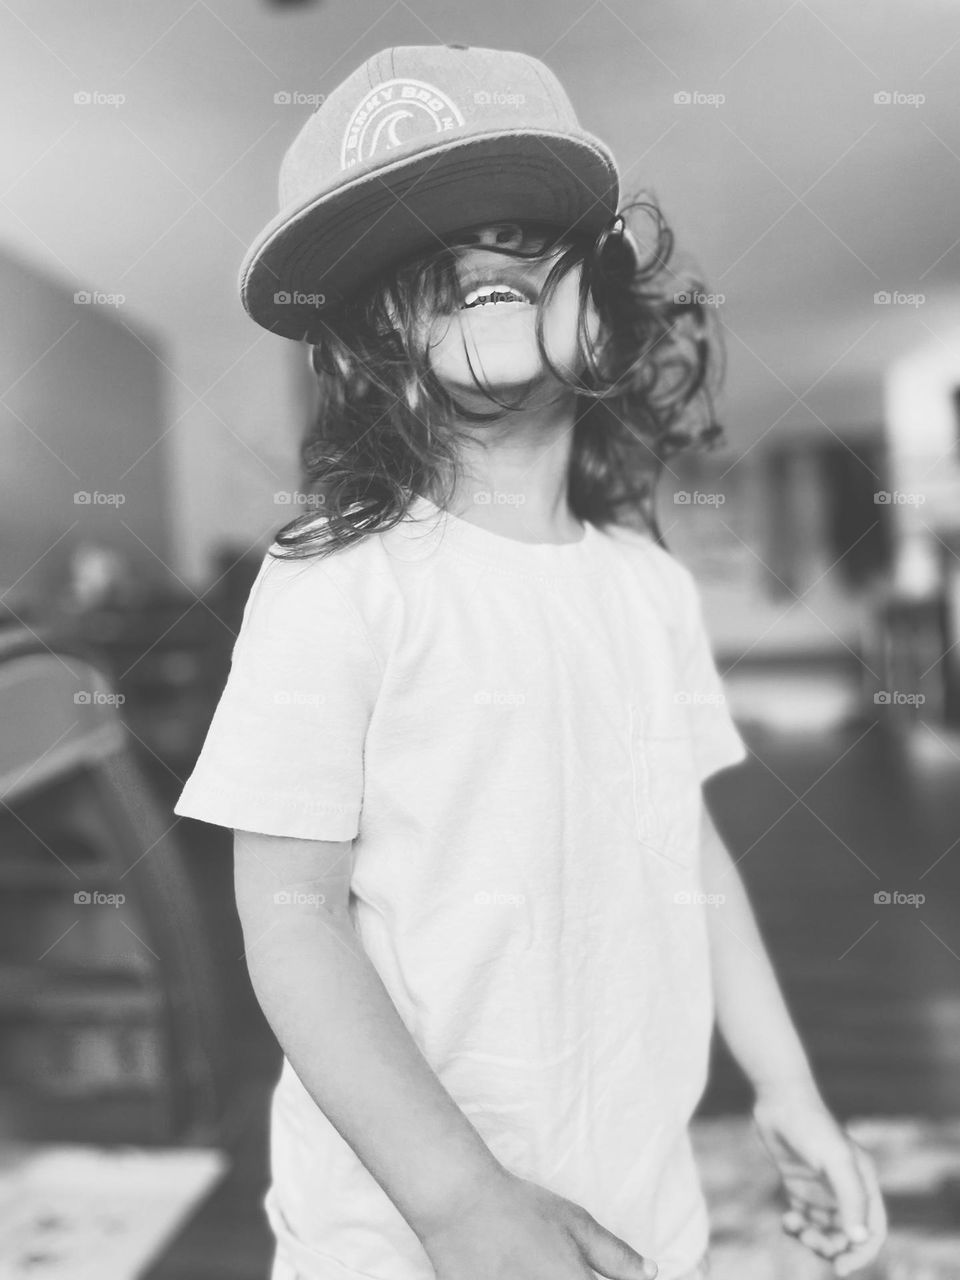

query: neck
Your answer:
[439,391,583,543]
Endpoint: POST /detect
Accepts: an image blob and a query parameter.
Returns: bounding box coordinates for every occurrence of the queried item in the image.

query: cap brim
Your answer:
[239,130,619,340]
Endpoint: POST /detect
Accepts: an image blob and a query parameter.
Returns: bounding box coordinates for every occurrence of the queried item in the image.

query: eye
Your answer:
[440,222,564,252]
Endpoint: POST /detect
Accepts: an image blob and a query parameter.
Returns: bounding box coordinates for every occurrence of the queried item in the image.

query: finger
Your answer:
[785,1174,839,1212]
[782,1205,838,1237]
[570,1207,659,1280]
[820,1135,870,1243]
[782,1208,806,1236]
[805,1203,841,1229]
[831,1144,888,1273]
[856,1142,888,1239]
[797,1224,848,1260]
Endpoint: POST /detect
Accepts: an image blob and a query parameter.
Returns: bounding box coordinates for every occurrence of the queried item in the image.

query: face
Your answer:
[416,221,601,404]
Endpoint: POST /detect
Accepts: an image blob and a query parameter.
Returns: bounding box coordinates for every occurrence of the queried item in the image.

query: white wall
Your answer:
[0,248,172,604]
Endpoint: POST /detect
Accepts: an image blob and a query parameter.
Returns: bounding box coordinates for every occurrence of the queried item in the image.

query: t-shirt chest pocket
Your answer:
[628,699,701,870]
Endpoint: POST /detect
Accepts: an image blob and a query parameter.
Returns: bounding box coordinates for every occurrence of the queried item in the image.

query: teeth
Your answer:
[461,284,530,309]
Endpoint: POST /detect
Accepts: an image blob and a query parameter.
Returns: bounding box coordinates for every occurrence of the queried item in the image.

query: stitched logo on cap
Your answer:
[340,78,465,170]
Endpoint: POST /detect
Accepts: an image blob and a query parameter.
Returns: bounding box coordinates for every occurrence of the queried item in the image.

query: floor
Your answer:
[145,715,960,1279]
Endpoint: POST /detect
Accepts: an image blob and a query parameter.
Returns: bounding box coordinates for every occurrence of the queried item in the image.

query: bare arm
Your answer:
[233,829,504,1240]
[698,802,819,1101]
[698,801,887,1274]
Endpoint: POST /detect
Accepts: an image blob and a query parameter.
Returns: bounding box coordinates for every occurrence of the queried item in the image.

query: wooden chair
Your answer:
[0,626,225,1144]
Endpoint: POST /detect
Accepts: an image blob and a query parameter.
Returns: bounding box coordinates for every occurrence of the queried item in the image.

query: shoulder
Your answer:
[235,529,391,670]
[598,520,699,605]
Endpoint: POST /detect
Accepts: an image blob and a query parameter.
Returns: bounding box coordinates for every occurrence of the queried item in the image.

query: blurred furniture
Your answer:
[0,628,226,1144]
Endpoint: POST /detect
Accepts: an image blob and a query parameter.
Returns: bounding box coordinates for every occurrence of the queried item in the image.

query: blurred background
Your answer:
[1,1,960,1277]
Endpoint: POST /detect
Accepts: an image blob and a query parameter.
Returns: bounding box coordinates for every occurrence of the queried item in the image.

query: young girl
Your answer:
[174,43,886,1280]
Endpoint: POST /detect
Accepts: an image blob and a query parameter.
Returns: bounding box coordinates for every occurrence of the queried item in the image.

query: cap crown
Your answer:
[279,44,590,210]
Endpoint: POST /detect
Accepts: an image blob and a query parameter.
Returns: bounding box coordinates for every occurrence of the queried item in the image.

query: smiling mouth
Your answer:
[459,284,534,310]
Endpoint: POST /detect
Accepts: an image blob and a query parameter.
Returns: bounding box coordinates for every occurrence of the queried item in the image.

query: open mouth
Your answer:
[459,284,534,310]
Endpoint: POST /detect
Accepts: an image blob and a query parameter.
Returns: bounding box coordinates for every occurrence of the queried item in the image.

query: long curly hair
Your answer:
[270,194,729,561]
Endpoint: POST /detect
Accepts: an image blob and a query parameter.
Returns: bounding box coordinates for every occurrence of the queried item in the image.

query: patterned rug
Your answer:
[691,1115,960,1279]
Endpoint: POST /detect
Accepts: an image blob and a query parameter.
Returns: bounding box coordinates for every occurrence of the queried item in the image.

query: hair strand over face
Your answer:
[270,195,730,560]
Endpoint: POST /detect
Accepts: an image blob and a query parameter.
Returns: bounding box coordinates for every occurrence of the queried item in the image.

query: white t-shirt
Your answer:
[173,494,748,1280]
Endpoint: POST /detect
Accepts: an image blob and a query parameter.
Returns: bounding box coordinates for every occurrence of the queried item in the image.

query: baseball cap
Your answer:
[239,43,621,340]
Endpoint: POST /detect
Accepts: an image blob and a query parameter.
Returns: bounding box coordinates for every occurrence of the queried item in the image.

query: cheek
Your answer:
[543,270,601,368]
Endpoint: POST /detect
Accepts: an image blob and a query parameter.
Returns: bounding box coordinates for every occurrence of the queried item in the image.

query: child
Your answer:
[173,44,887,1280]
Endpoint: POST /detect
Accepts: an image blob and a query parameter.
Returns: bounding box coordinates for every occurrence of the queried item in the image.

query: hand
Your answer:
[752,1085,887,1275]
[418,1165,659,1280]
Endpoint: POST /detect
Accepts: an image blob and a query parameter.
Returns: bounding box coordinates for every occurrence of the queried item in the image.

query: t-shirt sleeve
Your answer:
[173,547,382,841]
[669,556,749,784]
